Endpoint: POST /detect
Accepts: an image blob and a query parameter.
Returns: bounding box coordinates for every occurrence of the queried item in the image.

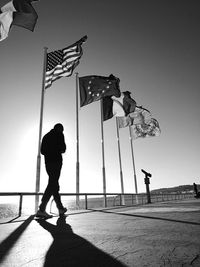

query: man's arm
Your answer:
[60,134,66,153]
[40,136,46,155]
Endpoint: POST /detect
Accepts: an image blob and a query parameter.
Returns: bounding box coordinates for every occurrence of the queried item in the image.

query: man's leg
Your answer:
[39,183,53,212]
[39,162,60,212]
[47,162,64,210]
[39,162,66,215]
[50,162,67,215]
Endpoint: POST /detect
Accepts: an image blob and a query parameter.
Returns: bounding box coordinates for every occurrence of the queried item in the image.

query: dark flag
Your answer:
[103,91,136,121]
[45,36,87,89]
[79,74,121,107]
[0,0,38,41]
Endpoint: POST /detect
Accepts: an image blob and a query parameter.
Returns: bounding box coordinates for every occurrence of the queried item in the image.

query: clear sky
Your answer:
[0,0,200,194]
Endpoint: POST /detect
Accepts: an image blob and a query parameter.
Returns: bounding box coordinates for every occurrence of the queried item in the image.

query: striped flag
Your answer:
[103,91,136,121]
[45,35,87,89]
[0,0,38,41]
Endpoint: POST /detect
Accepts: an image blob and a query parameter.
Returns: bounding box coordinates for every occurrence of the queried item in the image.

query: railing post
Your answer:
[104,194,107,208]
[19,193,23,217]
[119,194,122,206]
[85,194,88,209]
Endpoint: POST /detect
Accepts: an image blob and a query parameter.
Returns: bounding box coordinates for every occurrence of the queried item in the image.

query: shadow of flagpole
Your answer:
[0,215,34,264]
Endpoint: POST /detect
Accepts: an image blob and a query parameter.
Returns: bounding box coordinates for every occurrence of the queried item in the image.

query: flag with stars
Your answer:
[79,74,121,107]
[45,35,87,89]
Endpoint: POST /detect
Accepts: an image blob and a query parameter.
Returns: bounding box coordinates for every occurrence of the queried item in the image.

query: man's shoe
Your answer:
[35,210,53,219]
[59,207,67,216]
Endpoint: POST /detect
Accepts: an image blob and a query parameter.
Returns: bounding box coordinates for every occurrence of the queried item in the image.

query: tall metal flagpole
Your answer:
[100,99,107,207]
[35,47,48,213]
[116,118,125,205]
[129,125,139,203]
[75,73,80,208]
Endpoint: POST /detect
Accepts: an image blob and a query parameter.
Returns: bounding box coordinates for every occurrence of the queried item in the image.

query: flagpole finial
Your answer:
[82,35,88,41]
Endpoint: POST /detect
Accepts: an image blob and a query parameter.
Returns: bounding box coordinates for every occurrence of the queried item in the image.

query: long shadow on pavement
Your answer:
[36,215,127,267]
[91,209,200,226]
[0,215,34,264]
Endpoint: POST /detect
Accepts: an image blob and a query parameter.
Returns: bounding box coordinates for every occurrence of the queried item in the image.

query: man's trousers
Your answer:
[39,161,64,211]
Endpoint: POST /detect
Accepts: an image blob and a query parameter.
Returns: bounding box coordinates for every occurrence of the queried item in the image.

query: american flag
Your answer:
[45,35,87,89]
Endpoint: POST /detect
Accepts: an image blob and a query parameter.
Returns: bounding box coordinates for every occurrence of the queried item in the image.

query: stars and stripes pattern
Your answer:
[45,35,87,89]
[79,74,121,107]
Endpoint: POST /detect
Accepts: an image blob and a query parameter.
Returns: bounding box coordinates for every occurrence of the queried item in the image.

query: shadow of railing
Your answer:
[89,208,200,226]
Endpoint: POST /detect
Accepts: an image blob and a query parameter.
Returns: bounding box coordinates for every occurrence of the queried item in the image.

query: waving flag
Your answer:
[117,106,150,128]
[45,36,87,89]
[118,106,161,139]
[103,91,136,121]
[131,116,161,139]
[0,0,38,41]
[79,74,121,107]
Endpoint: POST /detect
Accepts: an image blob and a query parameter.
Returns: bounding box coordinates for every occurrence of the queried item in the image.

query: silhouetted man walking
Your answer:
[36,123,67,219]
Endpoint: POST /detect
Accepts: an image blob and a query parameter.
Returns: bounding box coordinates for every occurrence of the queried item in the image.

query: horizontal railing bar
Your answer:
[0,192,193,197]
[0,192,139,196]
[0,192,193,218]
[0,192,193,196]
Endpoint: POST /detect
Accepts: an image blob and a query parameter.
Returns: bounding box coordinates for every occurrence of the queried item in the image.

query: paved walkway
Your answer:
[0,199,200,266]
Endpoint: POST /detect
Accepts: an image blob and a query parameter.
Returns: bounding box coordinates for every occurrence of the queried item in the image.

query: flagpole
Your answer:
[116,118,125,205]
[100,99,107,207]
[35,47,48,213]
[129,125,139,204]
[75,73,80,208]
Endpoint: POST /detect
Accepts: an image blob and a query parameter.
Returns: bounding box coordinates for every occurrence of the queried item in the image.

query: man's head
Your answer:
[54,123,64,133]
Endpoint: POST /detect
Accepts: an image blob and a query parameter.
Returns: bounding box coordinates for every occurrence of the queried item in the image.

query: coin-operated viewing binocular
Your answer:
[141,169,152,203]
[141,169,152,184]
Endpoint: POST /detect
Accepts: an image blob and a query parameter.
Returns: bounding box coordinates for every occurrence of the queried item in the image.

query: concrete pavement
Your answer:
[0,199,200,266]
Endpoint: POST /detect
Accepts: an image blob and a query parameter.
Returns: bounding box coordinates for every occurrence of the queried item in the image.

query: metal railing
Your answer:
[113,192,194,206]
[0,192,195,217]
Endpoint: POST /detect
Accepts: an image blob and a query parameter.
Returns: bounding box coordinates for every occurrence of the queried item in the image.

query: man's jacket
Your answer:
[41,129,66,163]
